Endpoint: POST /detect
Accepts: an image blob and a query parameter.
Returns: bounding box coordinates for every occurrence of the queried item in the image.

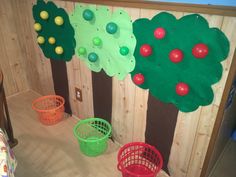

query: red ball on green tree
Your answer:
[133,73,145,85]
[176,82,189,96]
[192,43,209,58]
[140,44,152,57]
[154,27,166,39]
[169,49,184,63]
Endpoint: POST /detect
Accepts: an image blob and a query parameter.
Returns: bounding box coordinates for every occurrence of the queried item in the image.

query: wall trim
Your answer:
[62,0,236,17]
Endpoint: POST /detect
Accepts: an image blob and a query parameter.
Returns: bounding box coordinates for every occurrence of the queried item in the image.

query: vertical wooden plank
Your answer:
[58,1,94,118]
[11,0,44,94]
[0,0,29,96]
[184,14,228,177]
[186,105,218,177]
[127,7,148,143]
[187,17,236,177]
[111,6,140,144]
[0,29,17,96]
[61,1,80,117]
[168,109,202,177]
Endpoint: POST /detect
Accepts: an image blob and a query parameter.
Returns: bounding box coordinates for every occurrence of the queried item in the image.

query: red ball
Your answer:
[133,73,145,85]
[192,43,209,58]
[176,82,189,96]
[154,27,166,39]
[140,44,152,57]
[169,49,184,63]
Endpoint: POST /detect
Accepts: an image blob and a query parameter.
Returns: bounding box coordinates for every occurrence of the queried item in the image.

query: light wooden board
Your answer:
[0,0,29,96]
[111,6,141,144]
[59,1,95,119]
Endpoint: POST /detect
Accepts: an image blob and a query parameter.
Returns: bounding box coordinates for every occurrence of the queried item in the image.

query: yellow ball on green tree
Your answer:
[40,11,49,20]
[55,46,64,55]
[37,36,45,44]
[54,16,64,26]
[48,37,56,44]
[34,23,42,31]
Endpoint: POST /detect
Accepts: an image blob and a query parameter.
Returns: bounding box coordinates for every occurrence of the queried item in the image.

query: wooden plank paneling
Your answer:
[1,1,236,177]
[168,109,202,177]
[60,1,94,119]
[111,6,140,144]
[0,0,29,96]
[11,0,43,94]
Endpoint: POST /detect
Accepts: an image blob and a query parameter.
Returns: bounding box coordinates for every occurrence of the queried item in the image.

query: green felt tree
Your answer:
[69,4,136,80]
[32,0,75,61]
[131,12,229,112]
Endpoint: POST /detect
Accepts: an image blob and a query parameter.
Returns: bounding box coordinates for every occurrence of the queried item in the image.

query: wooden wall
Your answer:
[1,0,236,177]
[0,0,54,96]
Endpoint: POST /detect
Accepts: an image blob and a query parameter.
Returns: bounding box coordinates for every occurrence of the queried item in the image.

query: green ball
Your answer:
[120,46,129,56]
[106,22,118,34]
[78,47,86,55]
[88,52,98,62]
[83,9,94,21]
[93,37,102,46]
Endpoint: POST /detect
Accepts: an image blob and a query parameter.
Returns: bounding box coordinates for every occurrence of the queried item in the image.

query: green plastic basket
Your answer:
[73,118,112,157]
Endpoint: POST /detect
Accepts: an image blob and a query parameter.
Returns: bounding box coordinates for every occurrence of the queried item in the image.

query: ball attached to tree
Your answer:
[37,36,45,44]
[133,73,145,85]
[88,52,98,62]
[140,44,152,57]
[78,47,86,55]
[48,37,56,44]
[176,82,189,96]
[192,43,209,58]
[54,16,64,26]
[34,23,42,31]
[154,27,166,39]
[40,11,49,20]
[169,49,184,63]
[55,46,64,55]
[120,46,129,56]
[106,22,118,34]
[93,37,102,46]
[83,9,94,21]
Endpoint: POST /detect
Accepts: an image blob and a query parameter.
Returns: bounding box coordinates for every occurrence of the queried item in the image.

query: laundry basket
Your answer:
[32,95,65,125]
[73,118,112,157]
[117,142,163,177]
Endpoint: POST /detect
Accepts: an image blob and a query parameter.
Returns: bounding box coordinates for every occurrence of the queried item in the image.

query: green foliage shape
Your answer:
[131,12,229,112]
[70,4,136,80]
[32,0,75,61]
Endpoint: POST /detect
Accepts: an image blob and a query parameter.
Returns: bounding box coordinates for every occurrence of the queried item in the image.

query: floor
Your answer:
[209,139,236,177]
[7,91,168,177]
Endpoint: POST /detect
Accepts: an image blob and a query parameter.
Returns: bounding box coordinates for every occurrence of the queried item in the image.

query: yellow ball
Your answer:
[34,23,42,31]
[37,36,45,44]
[40,11,49,20]
[54,16,64,26]
[48,37,56,44]
[55,46,64,55]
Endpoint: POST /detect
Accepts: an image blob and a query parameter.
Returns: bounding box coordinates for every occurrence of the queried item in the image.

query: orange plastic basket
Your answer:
[32,95,65,125]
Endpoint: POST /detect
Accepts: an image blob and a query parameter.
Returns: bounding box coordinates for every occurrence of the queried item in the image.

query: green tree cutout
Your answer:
[69,4,136,80]
[131,12,229,112]
[32,0,75,61]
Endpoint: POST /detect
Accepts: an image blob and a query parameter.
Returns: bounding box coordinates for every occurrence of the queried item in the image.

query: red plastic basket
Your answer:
[117,142,163,177]
[32,95,65,125]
